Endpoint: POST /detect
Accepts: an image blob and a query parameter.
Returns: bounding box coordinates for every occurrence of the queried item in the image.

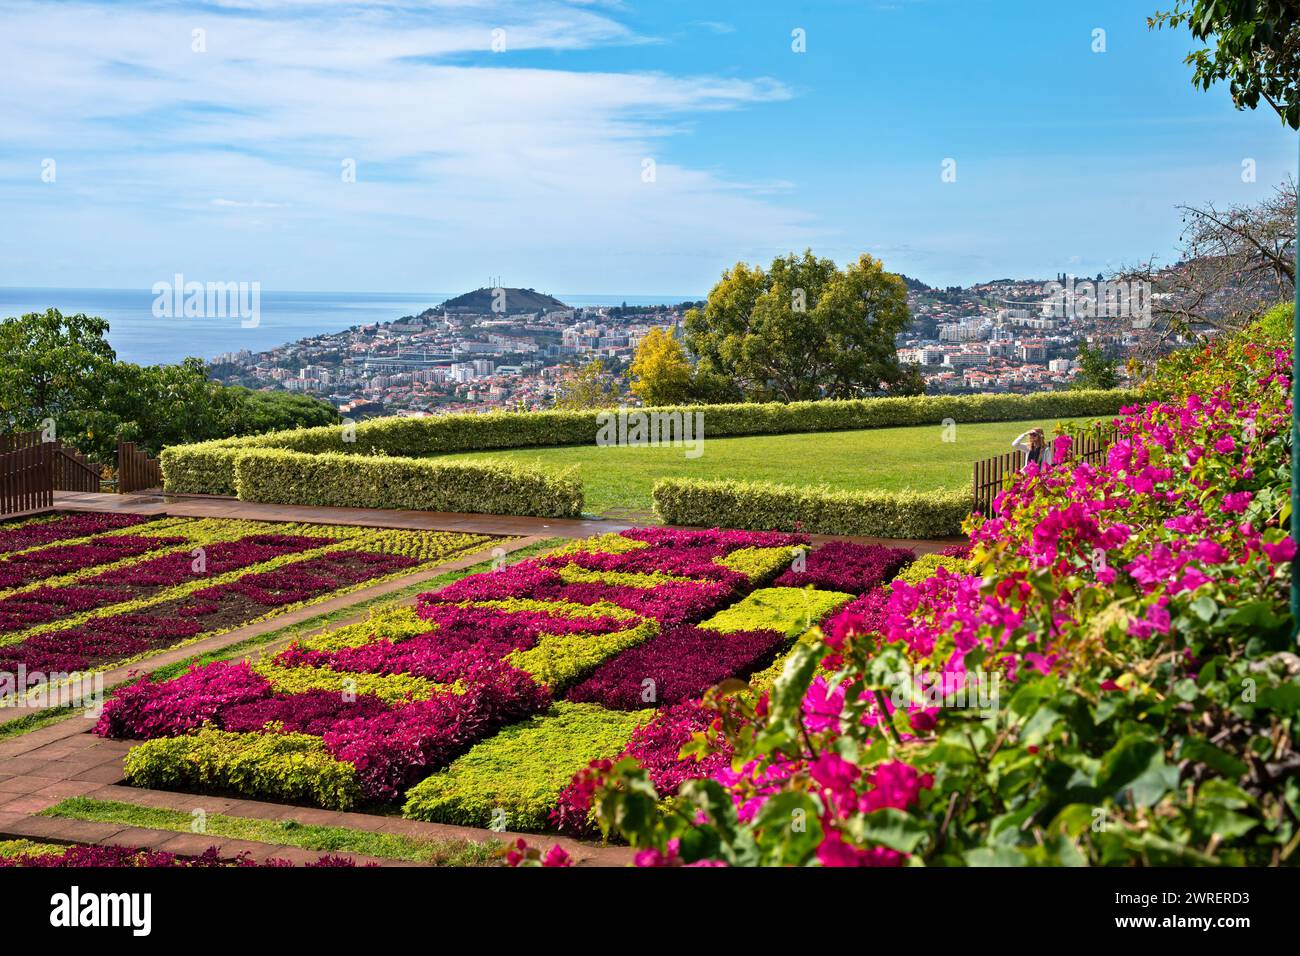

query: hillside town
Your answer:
[205,276,1154,417]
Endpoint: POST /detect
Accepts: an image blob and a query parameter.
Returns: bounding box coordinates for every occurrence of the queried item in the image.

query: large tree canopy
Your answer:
[1151,0,1300,128]
[683,251,918,403]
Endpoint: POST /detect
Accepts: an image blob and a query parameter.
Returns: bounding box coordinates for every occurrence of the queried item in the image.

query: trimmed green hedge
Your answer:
[162,389,1135,495]
[229,449,582,518]
[653,478,970,539]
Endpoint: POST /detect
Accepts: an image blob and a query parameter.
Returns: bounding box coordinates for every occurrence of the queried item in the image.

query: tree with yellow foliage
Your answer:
[629,327,694,406]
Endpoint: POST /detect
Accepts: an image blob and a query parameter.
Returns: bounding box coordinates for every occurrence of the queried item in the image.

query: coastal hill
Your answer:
[423,287,570,317]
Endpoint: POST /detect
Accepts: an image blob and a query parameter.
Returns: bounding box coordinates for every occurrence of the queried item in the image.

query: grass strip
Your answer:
[41,796,497,865]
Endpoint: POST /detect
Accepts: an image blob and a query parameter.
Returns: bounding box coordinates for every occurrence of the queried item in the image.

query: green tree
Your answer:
[628,327,693,406]
[0,309,117,432]
[552,359,619,410]
[0,308,340,464]
[1151,1,1300,128]
[222,387,339,434]
[683,250,913,402]
[1071,342,1120,391]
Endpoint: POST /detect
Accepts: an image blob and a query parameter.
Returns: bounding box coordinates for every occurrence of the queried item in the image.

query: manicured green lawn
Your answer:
[435,417,1101,516]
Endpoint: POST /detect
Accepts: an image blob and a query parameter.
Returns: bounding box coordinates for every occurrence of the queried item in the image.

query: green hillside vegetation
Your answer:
[432,287,568,315]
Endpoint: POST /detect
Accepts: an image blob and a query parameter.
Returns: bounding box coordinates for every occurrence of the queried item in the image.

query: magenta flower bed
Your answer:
[552,700,732,835]
[621,527,808,554]
[0,534,327,633]
[773,541,914,594]
[0,550,417,674]
[0,512,153,555]
[93,660,274,739]
[0,844,367,867]
[0,534,188,589]
[431,536,770,627]
[91,534,327,587]
[565,624,785,710]
[323,656,551,801]
[281,603,633,683]
[222,690,395,735]
[97,653,551,803]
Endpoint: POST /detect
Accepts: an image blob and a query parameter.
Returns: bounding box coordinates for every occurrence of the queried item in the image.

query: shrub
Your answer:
[231,449,582,519]
[402,702,652,830]
[652,478,971,539]
[123,728,364,810]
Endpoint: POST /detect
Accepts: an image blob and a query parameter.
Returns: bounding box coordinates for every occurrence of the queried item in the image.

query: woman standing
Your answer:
[1012,427,1049,470]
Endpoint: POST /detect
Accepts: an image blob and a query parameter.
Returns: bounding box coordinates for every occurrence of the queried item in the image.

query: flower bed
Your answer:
[402,702,652,830]
[0,515,498,684]
[565,624,787,710]
[577,302,1300,867]
[0,840,368,867]
[0,533,189,590]
[0,512,155,555]
[772,541,914,594]
[98,527,863,826]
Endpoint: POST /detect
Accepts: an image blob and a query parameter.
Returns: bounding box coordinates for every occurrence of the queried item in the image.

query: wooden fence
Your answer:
[0,431,43,454]
[0,443,54,515]
[52,445,102,493]
[118,441,162,493]
[972,425,1118,517]
[0,431,115,514]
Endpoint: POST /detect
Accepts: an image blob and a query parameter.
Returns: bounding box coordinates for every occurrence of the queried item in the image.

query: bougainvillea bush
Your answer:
[583,302,1300,867]
[99,527,858,828]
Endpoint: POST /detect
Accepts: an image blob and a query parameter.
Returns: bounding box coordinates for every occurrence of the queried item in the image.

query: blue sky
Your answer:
[0,0,1294,295]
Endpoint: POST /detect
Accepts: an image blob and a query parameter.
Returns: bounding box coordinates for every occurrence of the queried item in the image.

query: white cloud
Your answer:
[0,0,814,293]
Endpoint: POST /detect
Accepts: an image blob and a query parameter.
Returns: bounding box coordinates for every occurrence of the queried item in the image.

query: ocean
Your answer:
[0,287,697,366]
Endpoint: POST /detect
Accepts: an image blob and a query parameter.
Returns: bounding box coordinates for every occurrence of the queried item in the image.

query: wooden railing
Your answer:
[971,425,1118,517]
[0,431,113,514]
[0,431,43,454]
[118,441,162,493]
[0,443,53,515]
[53,445,102,493]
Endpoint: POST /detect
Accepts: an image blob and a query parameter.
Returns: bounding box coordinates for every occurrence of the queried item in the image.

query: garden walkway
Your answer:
[49,490,966,553]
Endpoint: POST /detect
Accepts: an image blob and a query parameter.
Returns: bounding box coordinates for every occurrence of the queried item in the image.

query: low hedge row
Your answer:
[652,479,970,539]
[162,389,1134,496]
[226,449,582,519]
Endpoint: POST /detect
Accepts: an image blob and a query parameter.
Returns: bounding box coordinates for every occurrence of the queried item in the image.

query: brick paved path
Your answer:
[50,490,966,552]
